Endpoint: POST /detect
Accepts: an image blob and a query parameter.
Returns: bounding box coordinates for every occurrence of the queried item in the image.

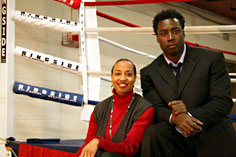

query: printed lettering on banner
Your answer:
[1,0,7,63]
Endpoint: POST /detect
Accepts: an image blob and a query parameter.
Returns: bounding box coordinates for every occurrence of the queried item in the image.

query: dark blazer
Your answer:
[141,44,236,156]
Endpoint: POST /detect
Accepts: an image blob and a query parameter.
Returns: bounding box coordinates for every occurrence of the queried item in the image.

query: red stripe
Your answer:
[185,41,236,55]
[19,143,74,157]
[85,0,236,56]
[96,11,140,27]
[85,0,195,6]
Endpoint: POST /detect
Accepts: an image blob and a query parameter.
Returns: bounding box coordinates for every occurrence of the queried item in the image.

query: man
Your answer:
[140,9,236,157]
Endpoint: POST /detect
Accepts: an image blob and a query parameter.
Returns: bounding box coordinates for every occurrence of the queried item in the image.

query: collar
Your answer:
[112,89,134,105]
[164,43,186,67]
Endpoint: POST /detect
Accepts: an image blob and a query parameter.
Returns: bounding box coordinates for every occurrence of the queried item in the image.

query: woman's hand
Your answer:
[80,138,99,157]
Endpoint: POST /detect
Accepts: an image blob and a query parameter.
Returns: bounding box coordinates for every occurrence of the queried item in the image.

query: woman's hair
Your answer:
[111,58,137,76]
[153,9,185,35]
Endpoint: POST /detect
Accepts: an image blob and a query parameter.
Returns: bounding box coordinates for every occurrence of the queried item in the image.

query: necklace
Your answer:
[109,96,134,139]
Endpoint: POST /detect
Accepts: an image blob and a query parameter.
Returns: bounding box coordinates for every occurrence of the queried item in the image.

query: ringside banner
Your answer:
[1,0,7,63]
[13,81,84,106]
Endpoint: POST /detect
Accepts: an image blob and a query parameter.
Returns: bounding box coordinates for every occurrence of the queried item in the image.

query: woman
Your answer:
[73,59,154,157]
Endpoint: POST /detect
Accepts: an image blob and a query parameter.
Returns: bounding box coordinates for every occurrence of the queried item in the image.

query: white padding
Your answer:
[80,104,95,121]
[15,46,82,74]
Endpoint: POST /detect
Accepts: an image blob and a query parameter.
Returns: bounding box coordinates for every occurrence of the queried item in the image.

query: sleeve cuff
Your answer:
[169,113,173,124]
[96,136,105,148]
[175,112,193,138]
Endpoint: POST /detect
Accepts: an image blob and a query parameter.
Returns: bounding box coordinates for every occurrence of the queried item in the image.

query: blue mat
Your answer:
[229,114,236,122]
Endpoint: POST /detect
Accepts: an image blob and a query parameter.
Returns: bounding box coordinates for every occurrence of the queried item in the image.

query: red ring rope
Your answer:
[54,0,196,8]
[96,11,140,27]
[97,10,236,56]
[185,41,236,56]
[54,0,236,56]
[85,0,196,6]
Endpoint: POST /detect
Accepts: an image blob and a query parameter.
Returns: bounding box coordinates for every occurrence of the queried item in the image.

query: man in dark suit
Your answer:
[140,9,236,157]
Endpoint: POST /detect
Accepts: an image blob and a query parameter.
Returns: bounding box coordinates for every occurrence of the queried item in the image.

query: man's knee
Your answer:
[143,122,170,140]
[100,152,122,157]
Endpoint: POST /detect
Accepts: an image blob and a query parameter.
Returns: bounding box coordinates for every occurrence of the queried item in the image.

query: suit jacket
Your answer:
[141,44,236,156]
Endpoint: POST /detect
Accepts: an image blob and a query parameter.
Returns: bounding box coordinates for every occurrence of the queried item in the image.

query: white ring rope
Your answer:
[230,78,236,83]
[12,10,80,33]
[14,45,236,84]
[184,25,236,34]
[12,11,236,93]
[14,46,236,98]
[229,73,236,77]
[15,46,82,75]
[14,46,124,78]
[86,26,236,34]
[98,36,156,59]
[12,10,236,34]
[14,47,143,94]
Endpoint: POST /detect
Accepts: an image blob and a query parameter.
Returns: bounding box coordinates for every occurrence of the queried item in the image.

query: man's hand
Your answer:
[168,100,187,116]
[171,113,203,137]
[80,138,99,157]
[169,100,203,137]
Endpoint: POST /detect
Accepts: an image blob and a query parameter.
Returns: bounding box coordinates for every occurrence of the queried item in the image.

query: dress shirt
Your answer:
[163,44,193,137]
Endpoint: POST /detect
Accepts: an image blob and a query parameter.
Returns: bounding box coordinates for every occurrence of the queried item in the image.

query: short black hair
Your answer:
[111,58,137,76]
[153,9,185,35]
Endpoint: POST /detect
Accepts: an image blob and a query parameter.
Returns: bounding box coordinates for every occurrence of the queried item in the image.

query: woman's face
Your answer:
[111,60,136,95]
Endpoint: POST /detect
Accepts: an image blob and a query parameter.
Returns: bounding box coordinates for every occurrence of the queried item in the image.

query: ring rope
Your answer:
[12,11,236,35]
[12,10,80,33]
[84,0,193,6]
[12,10,236,57]
[98,36,156,59]
[14,46,121,78]
[14,46,236,85]
[55,0,195,9]
[12,11,236,81]
[14,46,144,86]
[95,10,236,56]
[11,150,18,157]
[96,11,140,27]
[185,41,236,56]
[13,81,84,106]
[15,46,82,74]
[230,79,236,83]
[96,10,236,34]
[86,26,236,34]
[229,73,236,77]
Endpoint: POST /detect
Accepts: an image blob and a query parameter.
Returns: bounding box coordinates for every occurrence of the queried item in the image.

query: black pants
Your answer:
[98,152,122,157]
[95,150,122,157]
[141,122,198,157]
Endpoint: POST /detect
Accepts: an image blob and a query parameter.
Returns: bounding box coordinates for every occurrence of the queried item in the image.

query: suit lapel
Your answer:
[178,45,199,96]
[154,55,178,94]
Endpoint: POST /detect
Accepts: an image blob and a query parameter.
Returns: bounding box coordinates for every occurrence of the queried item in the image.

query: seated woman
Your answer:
[73,59,154,157]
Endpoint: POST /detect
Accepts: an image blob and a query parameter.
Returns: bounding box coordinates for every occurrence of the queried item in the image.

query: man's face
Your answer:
[156,18,185,57]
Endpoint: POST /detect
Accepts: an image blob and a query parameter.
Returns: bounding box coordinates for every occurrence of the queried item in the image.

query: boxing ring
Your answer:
[1,0,236,156]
